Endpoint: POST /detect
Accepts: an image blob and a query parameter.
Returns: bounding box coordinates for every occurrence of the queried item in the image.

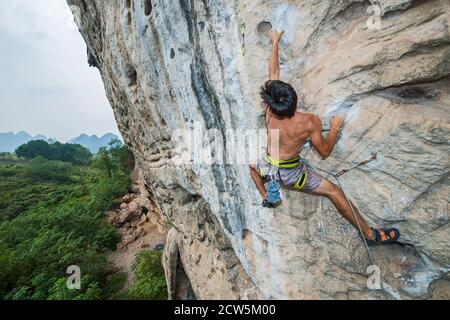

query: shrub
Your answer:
[128,251,167,300]
[21,157,73,182]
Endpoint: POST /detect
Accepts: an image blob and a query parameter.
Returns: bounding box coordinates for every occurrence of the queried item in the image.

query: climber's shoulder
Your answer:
[293,111,319,132]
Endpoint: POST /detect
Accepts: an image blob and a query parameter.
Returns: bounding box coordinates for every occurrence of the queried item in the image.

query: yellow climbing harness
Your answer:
[264,154,308,190]
[265,154,300,168]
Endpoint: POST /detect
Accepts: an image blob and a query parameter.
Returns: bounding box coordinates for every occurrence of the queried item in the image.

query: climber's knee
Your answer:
[327,184,343,199]
[316,178,341,199]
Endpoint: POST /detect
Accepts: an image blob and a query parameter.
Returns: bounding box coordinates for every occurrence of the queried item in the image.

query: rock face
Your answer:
[68,0,449,299]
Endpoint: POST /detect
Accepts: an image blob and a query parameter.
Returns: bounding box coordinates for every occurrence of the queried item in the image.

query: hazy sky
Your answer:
[0,0,121,142]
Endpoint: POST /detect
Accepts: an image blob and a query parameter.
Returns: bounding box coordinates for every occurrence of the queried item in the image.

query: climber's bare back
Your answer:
[266,109,315,160]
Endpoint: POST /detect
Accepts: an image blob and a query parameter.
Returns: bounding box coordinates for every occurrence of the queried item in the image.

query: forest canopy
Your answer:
[0,142,133,299]
[15,140,92,165]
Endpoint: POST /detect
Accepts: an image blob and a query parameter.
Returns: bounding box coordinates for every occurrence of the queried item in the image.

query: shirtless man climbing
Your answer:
[249,31,400,246]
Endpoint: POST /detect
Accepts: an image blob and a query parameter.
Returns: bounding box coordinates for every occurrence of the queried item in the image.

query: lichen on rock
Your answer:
[68,0,449,299]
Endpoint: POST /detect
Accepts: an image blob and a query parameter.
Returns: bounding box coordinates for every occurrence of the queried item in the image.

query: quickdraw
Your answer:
[336,152,377,177]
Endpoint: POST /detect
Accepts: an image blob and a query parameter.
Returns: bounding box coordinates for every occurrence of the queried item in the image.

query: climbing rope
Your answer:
[308,155,392,300]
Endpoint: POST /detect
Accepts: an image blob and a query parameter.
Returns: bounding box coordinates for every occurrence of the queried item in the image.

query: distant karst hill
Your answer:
[0,131,121,153]
[68,133,121,153]
[0,131,50,153]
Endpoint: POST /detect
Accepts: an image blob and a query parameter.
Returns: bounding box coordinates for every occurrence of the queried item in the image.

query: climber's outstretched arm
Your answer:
[309,115,344,159]
[268,31,284,80]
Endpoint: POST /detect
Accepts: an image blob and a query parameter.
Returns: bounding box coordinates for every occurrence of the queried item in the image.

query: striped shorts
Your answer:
[255,155,323,192]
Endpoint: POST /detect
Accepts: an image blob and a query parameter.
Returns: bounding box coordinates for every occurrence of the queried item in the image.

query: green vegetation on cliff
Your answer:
[128,251,168,300]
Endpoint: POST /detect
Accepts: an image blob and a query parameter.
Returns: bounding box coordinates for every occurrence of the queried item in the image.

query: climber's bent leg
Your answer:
[305,177,373,239]
[249,163,267,200]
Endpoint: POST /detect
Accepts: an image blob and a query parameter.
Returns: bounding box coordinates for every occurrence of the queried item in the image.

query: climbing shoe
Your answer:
[365,228,400,246]
[262,199,274,208]
[262,198,279,208]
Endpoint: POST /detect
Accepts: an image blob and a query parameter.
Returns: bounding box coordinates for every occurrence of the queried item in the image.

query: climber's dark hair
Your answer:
[260,80,298,118]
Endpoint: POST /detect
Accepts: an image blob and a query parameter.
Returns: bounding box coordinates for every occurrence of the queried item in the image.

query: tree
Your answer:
[108,139,135,174]
[92,141,134,177]
[92,147,114,177]
[15,140,92,165]
[16,140,51,159]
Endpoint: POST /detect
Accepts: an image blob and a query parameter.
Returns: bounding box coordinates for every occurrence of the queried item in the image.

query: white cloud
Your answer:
[0,0,120,142]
